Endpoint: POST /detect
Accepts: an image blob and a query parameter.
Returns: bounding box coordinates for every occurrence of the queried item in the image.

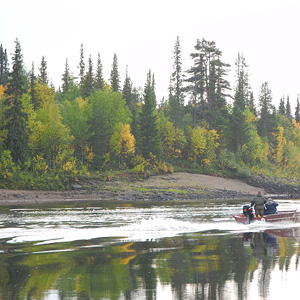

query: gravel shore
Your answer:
[0,172,264,206]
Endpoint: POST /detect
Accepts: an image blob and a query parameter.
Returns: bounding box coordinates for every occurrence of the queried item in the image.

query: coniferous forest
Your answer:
[1,37,300,190]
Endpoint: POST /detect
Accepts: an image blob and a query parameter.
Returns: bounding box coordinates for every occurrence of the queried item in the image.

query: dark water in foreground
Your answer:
[0,199,299,300]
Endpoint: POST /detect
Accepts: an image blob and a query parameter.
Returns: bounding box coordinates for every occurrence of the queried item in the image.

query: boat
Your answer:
[234,205,300,224]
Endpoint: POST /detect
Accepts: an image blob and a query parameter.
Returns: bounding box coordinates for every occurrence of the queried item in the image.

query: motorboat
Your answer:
[234,205,300,224]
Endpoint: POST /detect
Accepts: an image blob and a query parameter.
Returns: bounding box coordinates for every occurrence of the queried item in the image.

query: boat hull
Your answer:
[234,210,300,224]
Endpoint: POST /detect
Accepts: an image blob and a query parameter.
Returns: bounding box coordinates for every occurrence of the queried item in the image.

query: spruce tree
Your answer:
[78,43,85,88]
[94,52,104,90]
[278,96,286,115]
[151,73,157,107]
[139,70,160,158]
[233,53,251,110]
[286,96,292,119]
[38,56,48,85]
[61,58,71,93]
[169,36,184,129]
[29,62,39,109]
[257,81,274,139]
[122,68,140,148]
[4,38,29,164]
[185,39,205,126]
[122,66,134,108]
[110,53,120,92]
[185,38,230,129]
[185,62,201,126]
[82,55,94,97]
[231,53,251,151]
[295,94,300,123]
[249,91,256,115]
[0,44,9,86]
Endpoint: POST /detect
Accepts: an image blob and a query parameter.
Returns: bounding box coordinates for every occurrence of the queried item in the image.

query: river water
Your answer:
[0,199,299,300]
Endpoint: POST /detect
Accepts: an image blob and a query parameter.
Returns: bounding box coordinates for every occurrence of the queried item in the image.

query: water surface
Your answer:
[0,199,299,299]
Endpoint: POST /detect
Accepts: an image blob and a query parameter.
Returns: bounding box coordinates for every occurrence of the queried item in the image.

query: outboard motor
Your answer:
[243,205,254,223]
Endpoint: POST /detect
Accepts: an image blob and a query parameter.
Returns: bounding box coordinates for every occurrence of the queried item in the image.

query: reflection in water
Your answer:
[0,202,299,299]
[243,232,279,257]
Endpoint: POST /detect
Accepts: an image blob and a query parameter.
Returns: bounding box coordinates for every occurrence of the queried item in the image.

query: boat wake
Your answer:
[3,216,299,246]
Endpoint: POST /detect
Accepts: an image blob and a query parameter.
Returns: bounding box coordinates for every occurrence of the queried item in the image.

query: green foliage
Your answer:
[2,36,300,190]
[59,97,91,164]
[38,56,48,85]
[157,111,186,161]
[4,39,29,164]
[241,109,268,166]
[29,100,73,168]
[110,53,120,92]
[187,126,219,166]
[88,89,131,169]
[0,150,18,180]
[139,70,160,159]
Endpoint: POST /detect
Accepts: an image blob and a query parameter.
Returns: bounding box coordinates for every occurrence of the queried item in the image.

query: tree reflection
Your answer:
[0,229,299,299]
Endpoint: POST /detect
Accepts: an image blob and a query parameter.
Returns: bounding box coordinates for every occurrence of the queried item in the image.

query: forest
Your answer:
[0,37,300,190]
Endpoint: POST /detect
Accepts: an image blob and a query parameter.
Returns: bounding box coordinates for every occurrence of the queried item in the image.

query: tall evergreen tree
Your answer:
[286,96,292,119]
[82,55,94,97]
[278,96,286,115]
[139,70,160,158]
[185,63,201,126]
[257,81,274,139]
[185,39,205,126]
[169,37,185,129]
[121,66,140,142]
[185,38,230,129]
[233,53,251,110]
[122,66,134,108]
[295,94,300,123]
[0,44,9,86]
[29,62,39,109]
[61,58,71,93]
[4,38,29,164]
[78,43,85,88]
[231,53,251,151]
[151,73,157,107]
[110,53,120,92]
[38,56,48,85]
[248,91,256,115]
[210,57,231,144]
[94,52,104,90]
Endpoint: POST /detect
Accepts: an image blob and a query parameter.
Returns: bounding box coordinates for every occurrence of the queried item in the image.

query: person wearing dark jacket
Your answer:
[251,191,266,217]
[264,198,278,215]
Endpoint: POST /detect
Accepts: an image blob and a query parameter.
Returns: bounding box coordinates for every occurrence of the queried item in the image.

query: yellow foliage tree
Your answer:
[241,109,269,166]
[110,123,135,169]
[292,119,300,147]
[158,112,186,161]
[35,82,55,108]
[29,100,74,169]
[205,129,220,165]
[272,126,286,164]
[189,126,207,163]
[188,126,219,166]
[0,85,4,99]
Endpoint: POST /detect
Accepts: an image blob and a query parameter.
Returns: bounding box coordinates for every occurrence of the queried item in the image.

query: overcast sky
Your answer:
[1,0,300,108]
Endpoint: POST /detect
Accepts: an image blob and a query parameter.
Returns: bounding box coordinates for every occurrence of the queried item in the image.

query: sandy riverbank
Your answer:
[0,172,262,205]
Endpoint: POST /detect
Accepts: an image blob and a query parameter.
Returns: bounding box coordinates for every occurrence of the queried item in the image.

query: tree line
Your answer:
[0,37,300,189]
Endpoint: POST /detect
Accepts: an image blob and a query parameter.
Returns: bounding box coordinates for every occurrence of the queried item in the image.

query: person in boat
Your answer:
[251,190,266,217]
[264,198,278,215]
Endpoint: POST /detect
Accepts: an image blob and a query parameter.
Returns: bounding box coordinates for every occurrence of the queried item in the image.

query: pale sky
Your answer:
[1,0,300,108]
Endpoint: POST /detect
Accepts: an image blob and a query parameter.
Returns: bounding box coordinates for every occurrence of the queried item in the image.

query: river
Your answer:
[0,199,299,299]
